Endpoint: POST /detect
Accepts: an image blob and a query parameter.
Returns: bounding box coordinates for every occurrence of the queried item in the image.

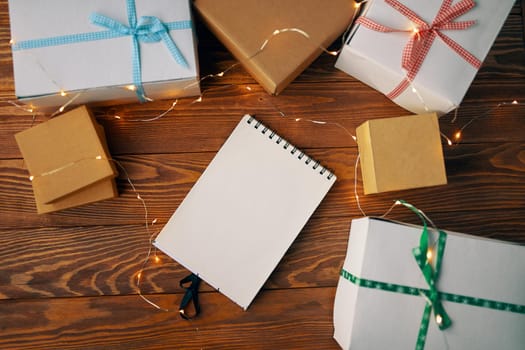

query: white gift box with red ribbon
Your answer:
[335,0,515,115]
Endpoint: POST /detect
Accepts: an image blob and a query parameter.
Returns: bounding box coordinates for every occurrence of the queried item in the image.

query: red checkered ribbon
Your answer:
[356,0,482,99]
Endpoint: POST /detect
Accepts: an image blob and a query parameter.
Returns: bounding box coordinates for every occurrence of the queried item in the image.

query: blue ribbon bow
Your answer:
[12,0,191,103]
[90,0,189,102]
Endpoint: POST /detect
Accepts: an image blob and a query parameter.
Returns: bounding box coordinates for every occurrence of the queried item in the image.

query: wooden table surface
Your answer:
[1,1,524,349]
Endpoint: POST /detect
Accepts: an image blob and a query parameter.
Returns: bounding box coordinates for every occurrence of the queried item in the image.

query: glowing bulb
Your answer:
[27,108,34,113]
[512,100,518,105]
[436,314,443,325]
[137,194,142,200]
[295,118,301,122]
[194,96,203,103]
[95,155,102,160]
[327,50,339,56]
[352,135,357,142]
[411,87,418,93]
[59,106,65,113]
[454,131,462,140]
[152,218,158,225]
[246,86,252,91]
[354,2,361,8]
[447,139,452,146]
[412,27,419,35]
[29,175,34,181]
[9,39,15,45]
[125,85,137,91]
[60,90,67,97]
[154,255,160,263]
[114,115,121,120]
[426,249,433,261]
[137,272,142,280]
[216,72,224,77]
[273,29,281,35]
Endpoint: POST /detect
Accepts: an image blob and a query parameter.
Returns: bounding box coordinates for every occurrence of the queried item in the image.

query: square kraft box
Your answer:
[333,217,525,350]
[15,105,118,214]
[335,0,515,115]
[356,113,447,194]
[194,0,355,95]
[9,0,200,110]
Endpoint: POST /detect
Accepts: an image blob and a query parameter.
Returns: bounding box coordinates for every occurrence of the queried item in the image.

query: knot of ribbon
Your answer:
[90,0,189,102]
[356,0,481,100]
[179,273,202,320]
[399,200,451,342]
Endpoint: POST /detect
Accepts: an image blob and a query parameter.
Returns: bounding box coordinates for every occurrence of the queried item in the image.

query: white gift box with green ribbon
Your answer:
[8,0,199,110]
[333,215,525,350]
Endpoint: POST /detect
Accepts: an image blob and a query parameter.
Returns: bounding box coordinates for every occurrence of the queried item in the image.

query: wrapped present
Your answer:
[356,113,447,194]
[333,210,525,349]
[15,105,118,214]
[194,0,355,95]
[335,0,515,115]
[8,0,199,110]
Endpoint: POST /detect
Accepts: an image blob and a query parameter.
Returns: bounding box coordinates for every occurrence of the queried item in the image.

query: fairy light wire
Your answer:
[6,0,522,312]
[448,100,522,145]
[25,152,167,310]
[110,158,171,311]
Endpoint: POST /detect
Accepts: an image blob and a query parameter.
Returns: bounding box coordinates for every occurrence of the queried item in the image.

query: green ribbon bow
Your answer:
[341,200,525,349]
[399,200,452,346]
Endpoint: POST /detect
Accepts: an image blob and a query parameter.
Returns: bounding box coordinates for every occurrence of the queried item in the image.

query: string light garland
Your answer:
[25,153,168,309]
[445,100,523,145]
[6,0,523,314]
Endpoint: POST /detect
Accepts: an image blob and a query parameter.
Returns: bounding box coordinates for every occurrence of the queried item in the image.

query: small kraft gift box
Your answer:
[335,0,515,115]
[333,203,525,350]
[8,0,199,111]
[194,0,355,95]
[356,113,447,194]
[15,105,118,214]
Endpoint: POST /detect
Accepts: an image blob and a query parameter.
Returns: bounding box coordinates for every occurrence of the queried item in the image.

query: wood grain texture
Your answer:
[0,288,339,350]
[0,0,524,349]
[1,143,524,229]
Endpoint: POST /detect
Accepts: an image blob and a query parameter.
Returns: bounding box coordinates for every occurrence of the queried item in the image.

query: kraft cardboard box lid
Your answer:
[194,0,355,95]
[36,179,117,214]
[15,105,117,204]
[356,113,447,194]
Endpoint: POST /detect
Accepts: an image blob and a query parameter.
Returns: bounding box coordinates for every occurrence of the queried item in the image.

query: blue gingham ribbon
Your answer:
[11,0,191,102]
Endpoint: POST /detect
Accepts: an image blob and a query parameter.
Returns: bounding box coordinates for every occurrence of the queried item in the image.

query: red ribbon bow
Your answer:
[356,0,481,99]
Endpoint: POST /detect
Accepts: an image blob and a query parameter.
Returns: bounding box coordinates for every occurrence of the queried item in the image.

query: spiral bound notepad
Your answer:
[154,114,337,310]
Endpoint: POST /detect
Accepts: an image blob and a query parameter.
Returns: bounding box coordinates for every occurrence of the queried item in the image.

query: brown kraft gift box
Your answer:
[356,113,447,194]
[194,0,355,95]
[15,105,118,214]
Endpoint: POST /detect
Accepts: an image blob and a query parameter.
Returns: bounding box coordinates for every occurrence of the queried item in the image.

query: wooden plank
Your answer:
[1,142,524,228]
[1,82,524,159]
[1,207,524,301]
[522,0,525,40]
[0,1,524,349]
[0,288,340,350]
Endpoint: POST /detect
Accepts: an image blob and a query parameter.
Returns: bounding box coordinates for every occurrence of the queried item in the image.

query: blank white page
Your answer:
[154,115,336,309]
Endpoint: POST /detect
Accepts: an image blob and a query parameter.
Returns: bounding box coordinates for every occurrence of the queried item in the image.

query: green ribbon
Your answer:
[400,200,451,349]
[341,200,525,349]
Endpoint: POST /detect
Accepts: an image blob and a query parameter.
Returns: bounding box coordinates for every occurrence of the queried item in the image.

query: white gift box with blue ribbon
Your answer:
[9,0,199,109]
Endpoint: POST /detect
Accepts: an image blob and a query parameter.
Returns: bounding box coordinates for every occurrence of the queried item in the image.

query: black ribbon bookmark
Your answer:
[179,273,201,320]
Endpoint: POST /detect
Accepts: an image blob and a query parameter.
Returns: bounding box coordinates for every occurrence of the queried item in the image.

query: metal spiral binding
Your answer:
[246,116,335,180]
